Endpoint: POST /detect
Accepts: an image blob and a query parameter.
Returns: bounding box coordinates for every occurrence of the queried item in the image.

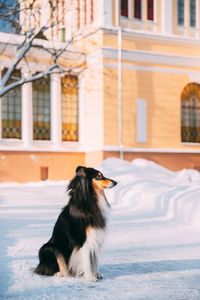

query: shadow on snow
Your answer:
[102,259,200,279]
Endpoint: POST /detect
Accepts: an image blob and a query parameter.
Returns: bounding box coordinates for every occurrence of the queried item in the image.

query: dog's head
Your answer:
[67,167,117,223]
[76,166,117,191]
[68,166,117,195]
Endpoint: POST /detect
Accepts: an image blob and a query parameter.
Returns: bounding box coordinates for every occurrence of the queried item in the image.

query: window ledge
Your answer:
[32,140,53,146]
[0,139,22,145]
[0,143,82,152]
[182,142,200,146]
[120,16,129,19]
[147,20,156,24]
[62,141,80,147]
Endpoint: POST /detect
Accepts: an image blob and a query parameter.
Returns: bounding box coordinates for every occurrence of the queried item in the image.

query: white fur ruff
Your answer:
[68,193,110,280]
[68,228,105,278]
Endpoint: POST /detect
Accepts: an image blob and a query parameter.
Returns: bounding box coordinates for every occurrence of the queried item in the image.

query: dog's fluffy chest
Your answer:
[86,227,105,251]
[68,227,106,276]
[68,193,110,277]
[97,192,110,218]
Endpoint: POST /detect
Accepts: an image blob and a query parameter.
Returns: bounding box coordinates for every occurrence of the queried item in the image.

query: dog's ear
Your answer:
[76,166,86,177]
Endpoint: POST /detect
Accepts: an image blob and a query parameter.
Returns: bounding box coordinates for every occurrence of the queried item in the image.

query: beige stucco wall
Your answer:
[103,31,200,151]
[0,151,85,182]
[103,65,190,149]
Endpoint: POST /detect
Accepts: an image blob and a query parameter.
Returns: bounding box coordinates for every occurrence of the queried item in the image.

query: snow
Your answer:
[1,158,200,299]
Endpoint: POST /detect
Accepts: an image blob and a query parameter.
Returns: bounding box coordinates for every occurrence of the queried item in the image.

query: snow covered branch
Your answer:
[0,0,87,97]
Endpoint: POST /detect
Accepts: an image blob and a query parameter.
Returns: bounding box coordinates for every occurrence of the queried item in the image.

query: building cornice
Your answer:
[102,26,200,48]
[102,46,200,68]
[103,145,200,154]
[0,32,83,63]
[1,144,200,154]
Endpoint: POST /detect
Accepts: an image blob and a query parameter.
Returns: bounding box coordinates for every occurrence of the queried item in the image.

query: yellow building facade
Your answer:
[1,0,200,182]
[102,0,200,170]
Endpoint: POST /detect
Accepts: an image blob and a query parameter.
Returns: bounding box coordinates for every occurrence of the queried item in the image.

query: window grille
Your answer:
[181,83,200,143]
[190,0,196,27]
[1,69,21,139]
[147,0,154,21]
[121,0,128,17]
[61,75,78,142]
[178,0,184,26]
[32,76,51,140]
[90,0,94,22]
[134,0,141,20]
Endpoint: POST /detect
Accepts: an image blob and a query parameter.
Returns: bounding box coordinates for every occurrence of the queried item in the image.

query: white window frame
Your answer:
[0,69,82,151]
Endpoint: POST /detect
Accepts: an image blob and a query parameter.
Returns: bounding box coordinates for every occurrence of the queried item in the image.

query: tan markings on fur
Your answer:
[91,182,110,209]
[92,178,113,191]
[86,226,92,236]
[55,254,69,277]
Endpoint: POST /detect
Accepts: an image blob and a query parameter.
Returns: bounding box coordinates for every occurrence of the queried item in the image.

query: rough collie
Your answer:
[34,166,117,282]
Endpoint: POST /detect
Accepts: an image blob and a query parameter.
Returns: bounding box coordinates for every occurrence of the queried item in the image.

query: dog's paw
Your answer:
[95,272,103,280]
[54,271,69,278]
[54,272,62,277]
[86,276,98,282]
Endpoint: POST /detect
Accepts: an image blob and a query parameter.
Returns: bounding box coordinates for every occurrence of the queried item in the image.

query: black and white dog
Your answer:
[34,166,117,281]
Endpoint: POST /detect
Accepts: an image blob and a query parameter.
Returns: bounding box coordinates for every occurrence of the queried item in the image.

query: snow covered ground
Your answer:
[1,158,200,300]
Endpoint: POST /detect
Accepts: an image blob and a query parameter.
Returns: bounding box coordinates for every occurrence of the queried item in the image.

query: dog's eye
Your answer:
[96,174,103,180]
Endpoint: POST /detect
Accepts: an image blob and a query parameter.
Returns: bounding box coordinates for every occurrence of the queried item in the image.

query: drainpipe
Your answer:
[118,26,123,160]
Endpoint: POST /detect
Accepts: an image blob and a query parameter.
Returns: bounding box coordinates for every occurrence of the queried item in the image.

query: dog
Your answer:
[34,166,117,282]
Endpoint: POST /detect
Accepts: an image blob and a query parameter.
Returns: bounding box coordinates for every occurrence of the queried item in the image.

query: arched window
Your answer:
[1,69,21,139]
[181,82,200,143]
[61,75,78,142]
[32,75,51,140]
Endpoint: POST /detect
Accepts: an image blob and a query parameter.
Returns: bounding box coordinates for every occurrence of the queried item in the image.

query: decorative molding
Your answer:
[103,145,200,154]
[103,62,200,79]
[102,26,200,46]
[102,46,200,68]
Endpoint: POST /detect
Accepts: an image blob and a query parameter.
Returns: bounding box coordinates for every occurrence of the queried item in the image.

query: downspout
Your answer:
[118,26,123,160]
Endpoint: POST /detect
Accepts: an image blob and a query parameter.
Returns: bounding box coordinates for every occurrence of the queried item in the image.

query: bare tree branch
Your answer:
[0,0,91,97]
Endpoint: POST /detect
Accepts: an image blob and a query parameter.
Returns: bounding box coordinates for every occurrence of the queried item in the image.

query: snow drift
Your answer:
[0,158,200,300]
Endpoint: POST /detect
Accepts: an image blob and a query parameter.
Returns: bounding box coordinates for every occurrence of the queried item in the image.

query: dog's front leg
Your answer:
[91,252,103,280]
[55,253,69,277]
[81,245,97,282]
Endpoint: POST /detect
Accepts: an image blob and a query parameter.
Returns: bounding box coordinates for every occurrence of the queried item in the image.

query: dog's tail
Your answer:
[34,243,59,276]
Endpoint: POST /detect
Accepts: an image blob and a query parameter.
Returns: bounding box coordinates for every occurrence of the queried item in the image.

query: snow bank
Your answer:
[1,158,200,300]
[98,158,200,226]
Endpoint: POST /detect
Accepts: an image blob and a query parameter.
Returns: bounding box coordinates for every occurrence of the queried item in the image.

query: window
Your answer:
[1,70,21,139]
[61,75,78,142]
[32,76,51,140]
[178,0,184,26]
[190,0,196,27]
[84,0,87,25]
[78,0,80,28]
[121,0,128,17]
[147,0,154,21]
[181,83,200,143]
[90,0,94,22]
[134,0,141,20]
[0,0,20,34]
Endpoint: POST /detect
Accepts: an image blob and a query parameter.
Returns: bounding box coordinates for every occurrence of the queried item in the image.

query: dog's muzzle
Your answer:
[109,179,117,188]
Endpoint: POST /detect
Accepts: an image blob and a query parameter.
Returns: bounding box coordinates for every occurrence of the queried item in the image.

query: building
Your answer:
[1,0,200,182]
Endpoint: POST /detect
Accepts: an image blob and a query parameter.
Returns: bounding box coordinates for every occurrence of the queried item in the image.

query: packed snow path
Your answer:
[0,158,200,299]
